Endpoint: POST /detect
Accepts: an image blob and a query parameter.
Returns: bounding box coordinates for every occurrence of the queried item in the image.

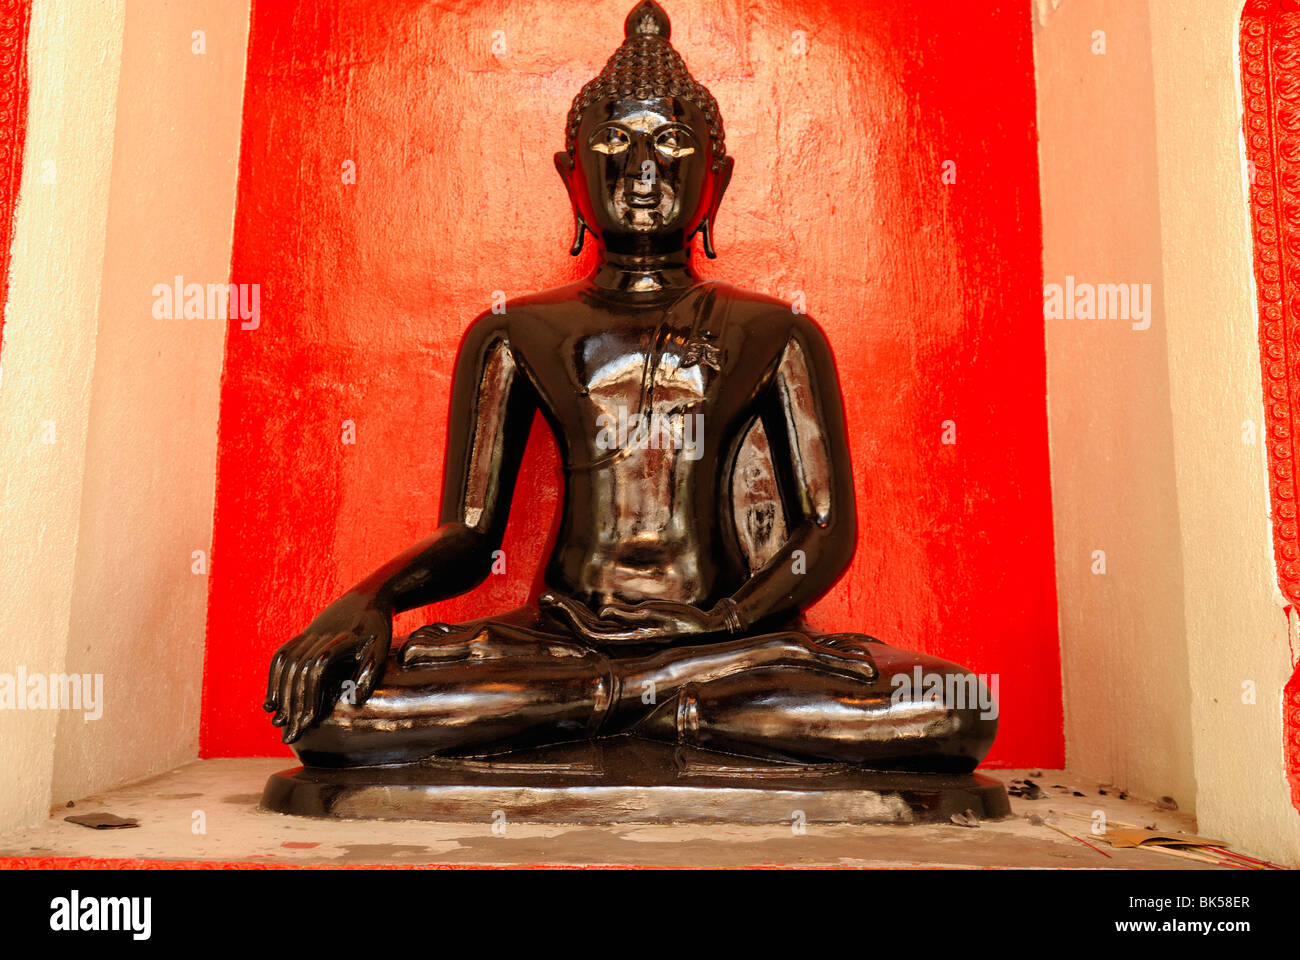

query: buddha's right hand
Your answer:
[263,594,393,743]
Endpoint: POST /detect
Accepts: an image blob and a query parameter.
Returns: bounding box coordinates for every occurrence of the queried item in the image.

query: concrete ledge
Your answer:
[0,758,1223,869]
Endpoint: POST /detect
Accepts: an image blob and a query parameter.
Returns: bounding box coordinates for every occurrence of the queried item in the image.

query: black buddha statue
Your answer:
[262,0,997,778]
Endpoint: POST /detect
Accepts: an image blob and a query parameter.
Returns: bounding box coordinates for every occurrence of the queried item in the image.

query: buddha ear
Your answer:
[555,151,588,256]
[698,155,734,259]
[554,151,575,196]
[711,155,734,217]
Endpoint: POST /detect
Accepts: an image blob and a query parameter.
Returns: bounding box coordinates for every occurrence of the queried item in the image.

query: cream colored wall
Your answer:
[49,0,250,803]
[1148,0,1300,866]
[0,0,125,836]
[0,0,249,834]
[1038,0,1300,865]
[1034,0,1198,811]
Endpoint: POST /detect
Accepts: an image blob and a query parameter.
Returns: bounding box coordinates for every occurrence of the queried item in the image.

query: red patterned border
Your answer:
[1242,0,1300,815]
[0,0,29,348]
[0,856,763,870]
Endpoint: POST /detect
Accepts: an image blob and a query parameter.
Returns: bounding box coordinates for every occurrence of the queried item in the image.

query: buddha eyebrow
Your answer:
[588,119,696,137]
[587,121,633,137]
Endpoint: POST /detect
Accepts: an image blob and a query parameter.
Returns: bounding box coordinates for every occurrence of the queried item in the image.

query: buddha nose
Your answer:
[628,138,657,193]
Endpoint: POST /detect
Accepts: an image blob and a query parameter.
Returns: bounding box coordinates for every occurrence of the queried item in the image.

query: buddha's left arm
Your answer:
[726,316,858,630]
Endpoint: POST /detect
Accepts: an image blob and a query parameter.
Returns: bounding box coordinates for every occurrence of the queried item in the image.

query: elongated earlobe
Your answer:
[694,155,733,260]
[697,218,717,259]
[570,213,587,256]
[555,150,588,256]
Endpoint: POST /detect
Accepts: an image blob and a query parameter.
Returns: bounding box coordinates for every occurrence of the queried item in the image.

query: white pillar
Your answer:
[0,0,250,834]
[1149,0,1300,866]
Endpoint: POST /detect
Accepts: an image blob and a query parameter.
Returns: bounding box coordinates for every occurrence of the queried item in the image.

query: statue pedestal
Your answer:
[260,736,1010,825]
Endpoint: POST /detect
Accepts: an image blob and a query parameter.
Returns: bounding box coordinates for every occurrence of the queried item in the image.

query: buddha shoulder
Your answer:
[716,285,837,358]
[453,281,589,351]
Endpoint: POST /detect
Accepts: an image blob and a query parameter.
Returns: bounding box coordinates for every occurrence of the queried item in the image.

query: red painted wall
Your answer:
[0,0,32,353]
[201,0,1062,767]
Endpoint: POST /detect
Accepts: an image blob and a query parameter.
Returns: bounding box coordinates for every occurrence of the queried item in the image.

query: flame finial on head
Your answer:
[625,0,670,39]
[564,1,726,172]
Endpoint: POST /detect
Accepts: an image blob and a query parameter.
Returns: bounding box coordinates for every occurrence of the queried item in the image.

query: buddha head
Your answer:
[556,0,734,258]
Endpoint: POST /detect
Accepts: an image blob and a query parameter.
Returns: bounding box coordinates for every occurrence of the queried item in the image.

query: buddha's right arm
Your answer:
[349,524,504,614]
[346,318,537,615]
[267,320,537,739]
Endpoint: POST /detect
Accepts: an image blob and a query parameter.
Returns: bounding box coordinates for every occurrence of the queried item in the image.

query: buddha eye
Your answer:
[589,127,631,155]
[655,129,696,159]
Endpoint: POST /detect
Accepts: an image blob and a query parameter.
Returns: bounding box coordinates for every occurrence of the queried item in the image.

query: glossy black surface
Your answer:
[262,737,1014,824]
[262,0,997,774]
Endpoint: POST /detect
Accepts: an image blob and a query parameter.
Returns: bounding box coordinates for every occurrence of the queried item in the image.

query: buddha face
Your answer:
[565,96,718,250]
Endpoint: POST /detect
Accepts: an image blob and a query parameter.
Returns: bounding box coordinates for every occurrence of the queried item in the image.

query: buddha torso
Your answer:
[500,280,799,614]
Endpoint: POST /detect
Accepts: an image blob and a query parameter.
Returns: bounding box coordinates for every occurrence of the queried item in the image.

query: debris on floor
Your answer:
[1105,827,1222,849]
[63,813,139,830]
[1028,814,1112,858]
[1007,779,1045,799]
[950,809,980,828]
[1040,811,1289,869]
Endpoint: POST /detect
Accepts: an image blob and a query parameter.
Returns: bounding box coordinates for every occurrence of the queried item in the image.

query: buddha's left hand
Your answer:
[540,594,728,645]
